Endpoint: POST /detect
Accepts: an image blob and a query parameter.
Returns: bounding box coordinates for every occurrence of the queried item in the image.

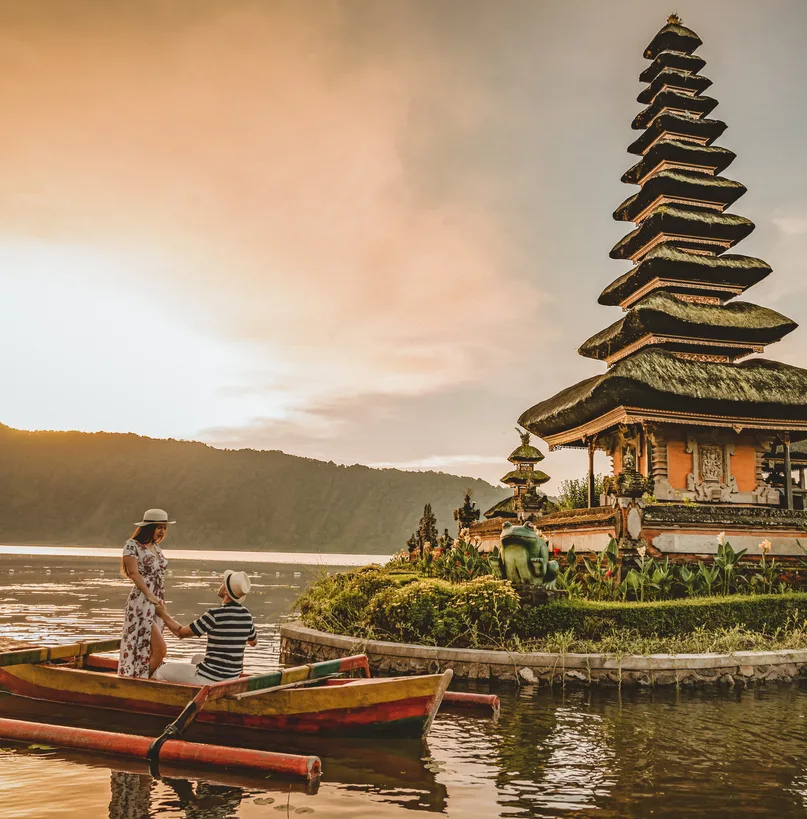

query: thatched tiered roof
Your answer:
[520,14,805,449]
[579,292,796,363]
[614,170,746,223]
[643,16,702,59]
[598,246,771,307]
[520,348,807,444]
[627,114,726,156]
[621,141,736,185]
[610,205,754,261]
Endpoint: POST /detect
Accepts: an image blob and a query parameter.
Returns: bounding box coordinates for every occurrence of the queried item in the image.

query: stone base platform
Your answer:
[280,621,807,687]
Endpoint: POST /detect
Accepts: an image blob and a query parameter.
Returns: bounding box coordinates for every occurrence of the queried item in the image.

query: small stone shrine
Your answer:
[470,430,551,552]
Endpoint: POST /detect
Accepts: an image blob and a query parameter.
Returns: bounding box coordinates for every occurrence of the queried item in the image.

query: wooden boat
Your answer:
[0,641,452,739]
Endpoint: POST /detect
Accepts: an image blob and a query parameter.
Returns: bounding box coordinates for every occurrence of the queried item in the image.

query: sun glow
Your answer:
[0,237,281,437]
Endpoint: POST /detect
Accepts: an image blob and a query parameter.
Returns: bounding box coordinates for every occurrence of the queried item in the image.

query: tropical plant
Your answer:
[713,537,747,596]
[749,539,779,595]
[697,562,720,597]
[422,532,492,583]
[556,545,585,596]
[650,556,676,601]
[678,564,698,598]
[581,538,619,600]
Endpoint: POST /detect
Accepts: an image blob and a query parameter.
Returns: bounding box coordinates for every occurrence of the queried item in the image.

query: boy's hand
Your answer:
[155,602,168,619]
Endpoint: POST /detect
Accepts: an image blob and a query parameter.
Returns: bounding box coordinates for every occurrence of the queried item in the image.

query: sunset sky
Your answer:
[3,0,807,490]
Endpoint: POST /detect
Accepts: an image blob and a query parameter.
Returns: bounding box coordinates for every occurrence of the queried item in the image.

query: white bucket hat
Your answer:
[223,570,251,603]
[134,508,176,526]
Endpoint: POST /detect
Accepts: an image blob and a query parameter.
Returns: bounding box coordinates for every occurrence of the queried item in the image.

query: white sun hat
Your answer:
[223,570,251,603]
[134,509,176,526]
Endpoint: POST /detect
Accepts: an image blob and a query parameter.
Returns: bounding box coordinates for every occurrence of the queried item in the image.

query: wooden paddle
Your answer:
[146,655,371,763]
[0,639,121,668]
[226,673,339,701]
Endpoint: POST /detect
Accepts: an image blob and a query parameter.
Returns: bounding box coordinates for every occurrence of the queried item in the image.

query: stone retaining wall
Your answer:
[280,621,807,687]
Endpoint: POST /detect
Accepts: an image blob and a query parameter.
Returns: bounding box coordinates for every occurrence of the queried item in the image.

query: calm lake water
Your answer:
[1,549,807,818]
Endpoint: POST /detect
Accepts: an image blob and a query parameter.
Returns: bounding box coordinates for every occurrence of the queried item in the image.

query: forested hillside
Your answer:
[0,424,507,553]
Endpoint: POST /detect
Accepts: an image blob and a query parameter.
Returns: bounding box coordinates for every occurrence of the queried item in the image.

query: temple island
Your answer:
[287,14,807,687]
[515,15,807,558]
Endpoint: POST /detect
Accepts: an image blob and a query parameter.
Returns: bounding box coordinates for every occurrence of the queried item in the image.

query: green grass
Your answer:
[514,619,807,656]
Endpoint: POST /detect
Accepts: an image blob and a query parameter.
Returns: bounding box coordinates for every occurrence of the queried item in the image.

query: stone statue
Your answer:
[453,490,480,533]
[490,521,559,588]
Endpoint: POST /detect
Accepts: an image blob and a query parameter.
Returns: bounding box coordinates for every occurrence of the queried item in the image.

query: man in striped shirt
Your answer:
[154,570,257,684]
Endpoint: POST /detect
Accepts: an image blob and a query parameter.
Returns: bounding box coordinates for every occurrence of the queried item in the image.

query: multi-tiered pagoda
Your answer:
[484,430,550,521]
[468,430,552,552]
[520,15,807,556]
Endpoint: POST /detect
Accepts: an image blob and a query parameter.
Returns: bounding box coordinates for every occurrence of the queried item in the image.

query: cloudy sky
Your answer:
[3,0,807,490]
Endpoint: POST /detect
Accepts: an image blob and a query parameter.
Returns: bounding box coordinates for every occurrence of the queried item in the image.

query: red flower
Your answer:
[465,552,470,557]
[605,570,613,578]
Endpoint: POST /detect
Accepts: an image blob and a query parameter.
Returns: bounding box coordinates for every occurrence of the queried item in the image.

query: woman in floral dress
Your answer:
[118,509,174,678]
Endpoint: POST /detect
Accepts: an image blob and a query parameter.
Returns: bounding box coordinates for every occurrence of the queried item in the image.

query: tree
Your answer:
[558,475,606,509]
[404,503,441,555]
[418,503,439,547]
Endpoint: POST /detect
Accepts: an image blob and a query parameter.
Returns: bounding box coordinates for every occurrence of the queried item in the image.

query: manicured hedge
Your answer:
[521,593,807,640]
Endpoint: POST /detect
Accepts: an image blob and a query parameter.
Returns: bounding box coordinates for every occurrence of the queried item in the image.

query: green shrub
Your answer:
[296,565,414,635]
[364,576,520,647]
[520,593,807,640]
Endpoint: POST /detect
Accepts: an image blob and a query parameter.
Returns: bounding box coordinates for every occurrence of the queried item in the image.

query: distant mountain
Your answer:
[0,424,508,554]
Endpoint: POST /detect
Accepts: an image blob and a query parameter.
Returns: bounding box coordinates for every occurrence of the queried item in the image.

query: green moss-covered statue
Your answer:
[490,522,559,588]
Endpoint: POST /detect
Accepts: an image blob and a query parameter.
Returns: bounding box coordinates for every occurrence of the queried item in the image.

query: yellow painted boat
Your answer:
[0,642,452,738]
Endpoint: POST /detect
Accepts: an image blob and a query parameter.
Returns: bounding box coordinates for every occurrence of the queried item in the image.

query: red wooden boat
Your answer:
[0,640,452,739]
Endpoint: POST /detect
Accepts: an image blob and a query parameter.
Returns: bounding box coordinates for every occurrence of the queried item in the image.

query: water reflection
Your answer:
[108,772,153,819]
[110,772,248,819]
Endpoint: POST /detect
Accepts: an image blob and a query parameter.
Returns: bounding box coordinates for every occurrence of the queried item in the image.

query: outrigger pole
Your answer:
[0,717,321,780]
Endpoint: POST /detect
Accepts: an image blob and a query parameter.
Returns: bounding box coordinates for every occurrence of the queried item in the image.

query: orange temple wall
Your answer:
[666,431,757,492]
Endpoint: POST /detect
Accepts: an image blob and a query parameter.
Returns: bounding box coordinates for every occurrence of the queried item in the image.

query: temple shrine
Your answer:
[519,15,807,557]
[470,430,552,552]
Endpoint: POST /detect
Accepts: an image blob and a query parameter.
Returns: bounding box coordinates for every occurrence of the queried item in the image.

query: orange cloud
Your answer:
[0,1,541,439]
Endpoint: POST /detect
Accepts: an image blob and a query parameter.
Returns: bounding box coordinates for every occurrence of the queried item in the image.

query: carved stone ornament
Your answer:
[685,434,738,502]
[700,445,723,483]
[626,505,643,540]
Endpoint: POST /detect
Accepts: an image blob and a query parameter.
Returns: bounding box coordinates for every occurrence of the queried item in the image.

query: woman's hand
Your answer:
[146,593,160,606]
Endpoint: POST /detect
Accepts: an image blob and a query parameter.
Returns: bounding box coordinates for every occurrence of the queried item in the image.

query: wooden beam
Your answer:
[0,639,121,668]
[587,439,597,508]
[784,432,794,511]
[540,406,807,449]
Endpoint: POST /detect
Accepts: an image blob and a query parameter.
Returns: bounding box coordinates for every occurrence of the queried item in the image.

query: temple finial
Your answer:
[516,426,530,447]
[667,12,682,25]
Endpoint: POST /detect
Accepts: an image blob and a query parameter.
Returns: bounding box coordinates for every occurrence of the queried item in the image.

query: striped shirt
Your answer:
[189,602,257,682]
